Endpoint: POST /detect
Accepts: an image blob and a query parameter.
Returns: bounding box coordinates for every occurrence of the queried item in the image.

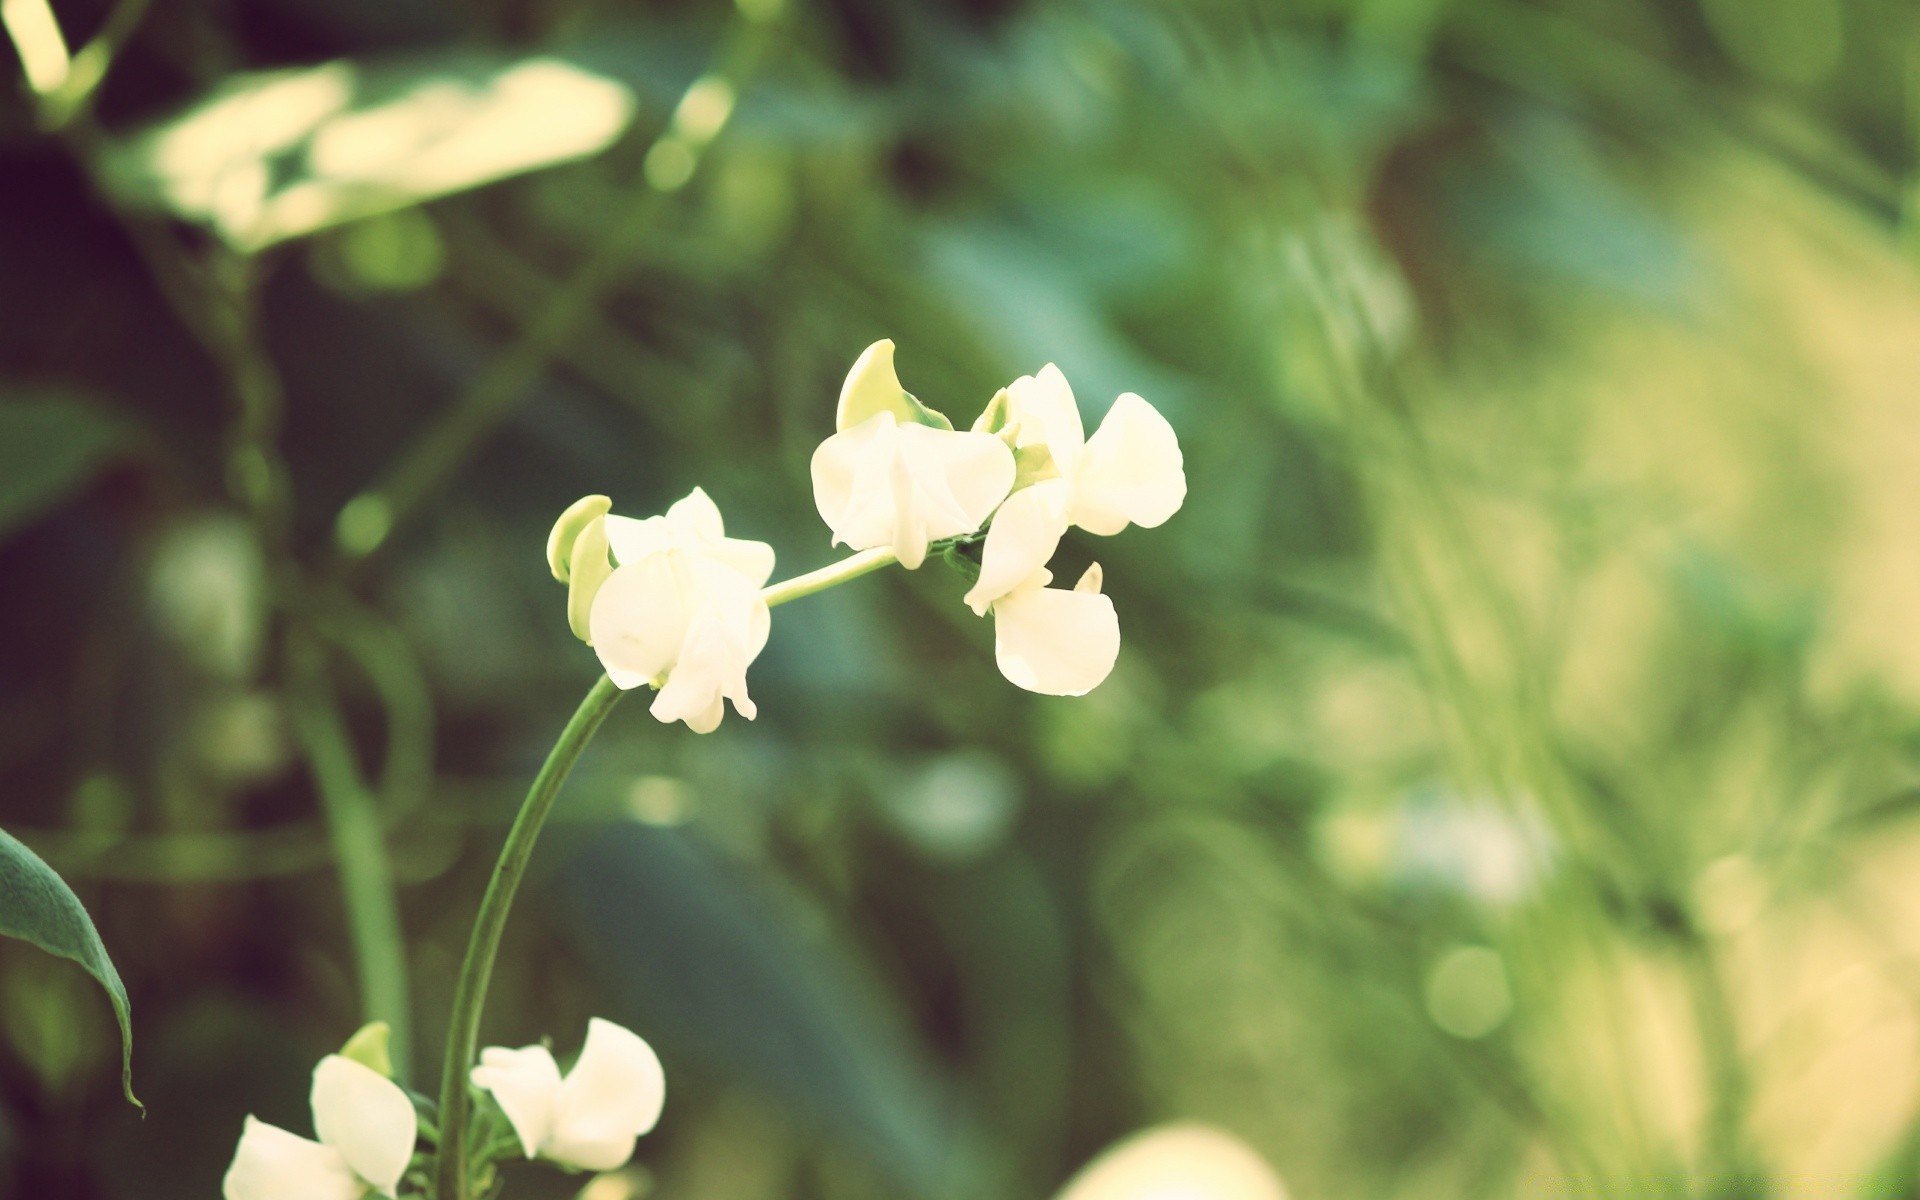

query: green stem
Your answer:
[432,675,625,1200]
[429,546,898,1197]
[289,638,414,1084]
[762,547,898,608]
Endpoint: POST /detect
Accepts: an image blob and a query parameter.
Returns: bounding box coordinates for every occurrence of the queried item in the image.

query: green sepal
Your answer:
[941,541,983,584]
[1011,442,1059,491]
[970,388,1011,435]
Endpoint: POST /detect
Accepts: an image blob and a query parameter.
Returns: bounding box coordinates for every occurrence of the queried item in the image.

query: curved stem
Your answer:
[761,547,897,608]
[430,547,899,1197]
[432,675,625,1200]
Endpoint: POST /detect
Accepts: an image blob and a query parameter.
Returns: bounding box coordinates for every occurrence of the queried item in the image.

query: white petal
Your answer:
[963,480,1072,615]
[896,424,1016,540]
[811,413,900,551]
[706,535,775,588]
[545,1019,667,1173]
[310,1055,417,1197]
[1006,364,1085,472]
[647,561,768,731]
[602,514,672,568]
[590,556,694,689]
[1070,393,1186,535]
[993,584,1120,696]
[663,487,725,543]
[649,618,746,732]
[471,1044,564,1161]
[223,1117,367,1200]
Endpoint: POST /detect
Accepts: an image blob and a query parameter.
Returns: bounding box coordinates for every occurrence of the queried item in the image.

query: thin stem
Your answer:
[761,547,898,608]
[289,637,414,1084]
[428,546,901,1197]
[433,675,625,1200]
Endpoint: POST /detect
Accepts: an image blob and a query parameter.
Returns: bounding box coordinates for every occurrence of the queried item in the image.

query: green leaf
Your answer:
[99,53,637,251]
[0,826,138,1107]
[0,396,124,543]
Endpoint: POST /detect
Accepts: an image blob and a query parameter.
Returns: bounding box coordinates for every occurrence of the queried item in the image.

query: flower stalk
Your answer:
[429,548,901,1198]
[431,674,625,1200]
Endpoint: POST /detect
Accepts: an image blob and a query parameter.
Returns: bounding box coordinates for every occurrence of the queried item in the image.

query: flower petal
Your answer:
[649,616,747,732]
[546,495,612,583]
[602,514,673,568]
[896,424,1016,541]
[647,559,769,731]
[1070,393,1186,535]
[1006,364,1085,473]
[565,516,613,644]
[993,582,1120,696]
[471,1044,564,1161]
[663,487,725,543]
[590,556,694,690]
[811,413,900,552]
[223,1117,367,1200]
[835,339,906,432]
[310,1055,417,1197]
[546,1019,667,1173]
[963,479,1071,616]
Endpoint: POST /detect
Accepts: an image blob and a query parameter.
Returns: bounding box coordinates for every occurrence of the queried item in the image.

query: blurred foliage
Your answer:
[3,0,1920,1197]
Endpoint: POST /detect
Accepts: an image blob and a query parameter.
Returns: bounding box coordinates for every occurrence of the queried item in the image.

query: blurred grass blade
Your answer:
[0,395,123,543]
[553,825,968,1198]
[100,53,636,250]
[0,825,137,1106]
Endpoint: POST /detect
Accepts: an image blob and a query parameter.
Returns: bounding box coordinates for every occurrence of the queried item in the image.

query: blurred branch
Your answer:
[288,633,415,1085]
[329,1,784,567]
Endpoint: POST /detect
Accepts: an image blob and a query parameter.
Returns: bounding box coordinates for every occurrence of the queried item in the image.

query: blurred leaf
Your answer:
[101,53,636,250]
[551,824,967,1198]
[0,395,123,543]
[0,825,136,1106]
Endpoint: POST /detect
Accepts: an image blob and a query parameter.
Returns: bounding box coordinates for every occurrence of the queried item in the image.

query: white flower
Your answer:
[963,365,1184,615]
[990,563,1120,696]
[811,340,1015,569]
[470,1018,666,1174]
[223,1055,417,1200]
[584,488,775,733]
[1051,1122,1289,1200]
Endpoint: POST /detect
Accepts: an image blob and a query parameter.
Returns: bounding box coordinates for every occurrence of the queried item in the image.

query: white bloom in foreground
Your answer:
[1051,1122,1289,1200]
[587,488,775,733]
[811,340,1015,569]
[963,365,1184,614]
[223,1055,417,1200]
[991,563,1120,696]
[471,1018,666,1174]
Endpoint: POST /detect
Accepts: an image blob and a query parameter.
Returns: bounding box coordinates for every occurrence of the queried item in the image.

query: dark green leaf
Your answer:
[0,826,138,1107]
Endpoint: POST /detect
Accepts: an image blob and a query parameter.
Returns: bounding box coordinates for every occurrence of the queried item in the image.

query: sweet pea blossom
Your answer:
[470,1018,666,1174]
[963,365,1184,615]
[223,1054,417,1200]
[548,488,774,733]
[811,340,1015,569]
[989,562,1121,696]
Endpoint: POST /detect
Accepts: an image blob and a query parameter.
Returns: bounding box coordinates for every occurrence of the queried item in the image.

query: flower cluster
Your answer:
[222,1018,664,1199]
[549,339,1185,727]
